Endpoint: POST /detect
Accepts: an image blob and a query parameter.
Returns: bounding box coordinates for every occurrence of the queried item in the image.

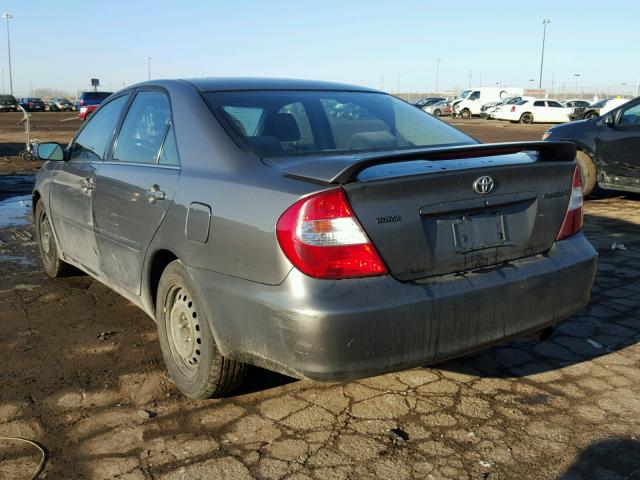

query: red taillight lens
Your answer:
[510,106,516,112]
[556,166,583,240]
[276,188,388,279]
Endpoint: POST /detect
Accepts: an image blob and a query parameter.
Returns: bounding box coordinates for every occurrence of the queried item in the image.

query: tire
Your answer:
[460,109,471,119]
[575,150,597,197]
[433,109,441,117]
[156,260,248,399]
[585,111,598,120]
[520,113,534,124]
[35,200,74,278]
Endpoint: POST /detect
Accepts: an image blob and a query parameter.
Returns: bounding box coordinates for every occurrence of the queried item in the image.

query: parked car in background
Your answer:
[78,104,98,121]
[32,77,596,399]
[421,99,451,116]
[562,99,591,109]
[544,96,640,196]
[0,94,18,112]
[20,97,46,111]
[48,98,74,112]
[413,97,445,108]
[499,99,572,124]
[480,96,529,119]
[570,98,630,121]
[452,87,524,118]
[78,91,113,109]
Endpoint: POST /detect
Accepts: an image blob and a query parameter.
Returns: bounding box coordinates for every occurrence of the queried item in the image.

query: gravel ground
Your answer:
[0,117,639,479]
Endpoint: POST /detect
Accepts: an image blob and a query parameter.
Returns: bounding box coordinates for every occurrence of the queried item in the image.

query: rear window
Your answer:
[205,91,473,157]
[82,92,113,101]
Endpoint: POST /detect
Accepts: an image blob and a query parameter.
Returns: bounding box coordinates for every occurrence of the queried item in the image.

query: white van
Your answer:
[452,87,524,118]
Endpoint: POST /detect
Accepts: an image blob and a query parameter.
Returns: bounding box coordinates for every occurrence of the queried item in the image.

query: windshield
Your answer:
[205,91,474,157]
[458,90,472,99]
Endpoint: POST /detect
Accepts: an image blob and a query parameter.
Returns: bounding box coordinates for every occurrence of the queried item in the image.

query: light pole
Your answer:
[146,56,152,81]
[2,12,13,96]
[573,73,581,98]
[1,68,4,93]
[435,58,441,95]
[467,70,472,88]
[538,18,550,89]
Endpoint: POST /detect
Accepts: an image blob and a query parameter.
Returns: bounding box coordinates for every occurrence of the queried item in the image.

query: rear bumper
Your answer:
[187,233,597,381]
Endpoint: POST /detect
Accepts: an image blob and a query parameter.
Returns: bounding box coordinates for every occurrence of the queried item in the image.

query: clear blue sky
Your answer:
[2,0,639,97]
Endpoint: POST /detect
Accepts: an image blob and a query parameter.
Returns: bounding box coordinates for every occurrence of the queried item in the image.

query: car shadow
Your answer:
[438,209,640,380]
[557,438,640,479]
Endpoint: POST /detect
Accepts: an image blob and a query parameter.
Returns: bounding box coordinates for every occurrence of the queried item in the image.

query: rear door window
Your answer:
[113,91,171,164]
[534,101,546,107]
[69,95,130,162]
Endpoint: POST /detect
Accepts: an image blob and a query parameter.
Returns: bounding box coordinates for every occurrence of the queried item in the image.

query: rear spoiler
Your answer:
[278,141,577,185]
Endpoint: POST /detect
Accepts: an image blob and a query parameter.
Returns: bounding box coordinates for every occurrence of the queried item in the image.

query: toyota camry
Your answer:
[33,78,597,399]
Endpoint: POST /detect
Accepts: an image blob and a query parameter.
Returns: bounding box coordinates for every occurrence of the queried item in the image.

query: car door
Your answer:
[532,100,548,122]
[92,89,180,295]
[48,94,130,275]
[546,100,570,122]
[597,99,640,180]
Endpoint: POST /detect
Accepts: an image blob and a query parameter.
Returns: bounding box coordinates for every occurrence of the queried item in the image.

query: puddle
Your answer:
[0,195,32,228]
[0,254,34,266]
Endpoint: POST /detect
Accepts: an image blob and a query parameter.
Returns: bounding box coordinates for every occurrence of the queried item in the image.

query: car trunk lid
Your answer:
[270,142,577,281]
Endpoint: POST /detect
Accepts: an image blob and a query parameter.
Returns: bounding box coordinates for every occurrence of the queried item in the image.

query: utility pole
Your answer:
[1,68,4,93]
[538,18,550,89]
[435,58,441,94]
[574,73,581,98]
[2,12,13,96]
[146,56,152,81]
[468,71,472,88]
[636,77,640,97]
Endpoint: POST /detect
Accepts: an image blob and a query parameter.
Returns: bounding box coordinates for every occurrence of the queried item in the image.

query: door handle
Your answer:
[80,177,94,192]
[145,185,165,203]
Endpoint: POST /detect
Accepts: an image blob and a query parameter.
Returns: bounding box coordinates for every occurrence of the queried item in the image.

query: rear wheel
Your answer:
[156,260,248,399]
[35,200,73,277]
[575,150,597,197]
[433,109,441,117]
[520,113,534,124]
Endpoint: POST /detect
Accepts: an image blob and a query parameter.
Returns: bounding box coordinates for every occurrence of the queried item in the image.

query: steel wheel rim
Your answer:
[40,213,53,256]
[167,286,202,378]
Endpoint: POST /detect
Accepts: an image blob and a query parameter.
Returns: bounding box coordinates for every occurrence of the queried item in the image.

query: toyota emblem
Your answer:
[473,176,494,194]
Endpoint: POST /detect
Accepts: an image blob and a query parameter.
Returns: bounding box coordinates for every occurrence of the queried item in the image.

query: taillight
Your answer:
[510,106,516,112]
[276,188,388,279]
[556,166,583,240]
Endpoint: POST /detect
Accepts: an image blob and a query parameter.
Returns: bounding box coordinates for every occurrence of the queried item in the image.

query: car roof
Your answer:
[182,77,380,93]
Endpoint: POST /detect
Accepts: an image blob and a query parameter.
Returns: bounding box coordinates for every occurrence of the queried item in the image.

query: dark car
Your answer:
[544,96,640,196]
[20,97,45,111]
[0,94,18,112]
[32,78,596,399]
[78,91,113,109]
[48,98,74,112]
[413,97,445,108]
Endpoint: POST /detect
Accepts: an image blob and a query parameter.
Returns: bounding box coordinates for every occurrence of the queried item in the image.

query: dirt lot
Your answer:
[1,114,639,479]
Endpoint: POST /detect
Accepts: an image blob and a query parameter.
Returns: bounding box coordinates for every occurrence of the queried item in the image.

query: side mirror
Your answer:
[35,142,66,161]
[602,114,616,127]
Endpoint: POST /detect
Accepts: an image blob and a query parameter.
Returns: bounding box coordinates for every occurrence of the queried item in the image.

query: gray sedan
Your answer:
[33,78,597,399]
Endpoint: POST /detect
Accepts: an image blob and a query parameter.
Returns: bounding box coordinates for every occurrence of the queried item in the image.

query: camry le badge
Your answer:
[473,176,494,194]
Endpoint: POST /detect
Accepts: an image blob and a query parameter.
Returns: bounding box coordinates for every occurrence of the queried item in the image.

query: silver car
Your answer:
[33,78,597,399]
